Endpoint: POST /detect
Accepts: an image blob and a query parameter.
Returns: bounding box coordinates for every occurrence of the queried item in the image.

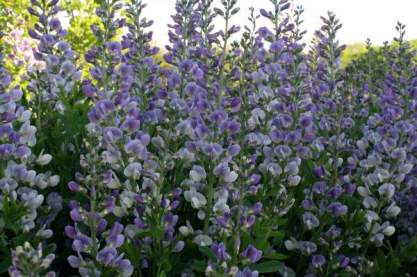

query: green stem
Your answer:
[204,167,214,234]
[217,12,230,106]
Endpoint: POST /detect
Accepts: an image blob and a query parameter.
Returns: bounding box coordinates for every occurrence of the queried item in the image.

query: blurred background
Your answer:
[144,0,417,46]
[1,0,417,76]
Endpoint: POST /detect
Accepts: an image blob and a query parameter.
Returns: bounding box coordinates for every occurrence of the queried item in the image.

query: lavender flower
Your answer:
[242,245,262,263]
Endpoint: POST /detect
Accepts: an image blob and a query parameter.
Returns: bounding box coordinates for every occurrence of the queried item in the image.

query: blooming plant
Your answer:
[1,0,417,276]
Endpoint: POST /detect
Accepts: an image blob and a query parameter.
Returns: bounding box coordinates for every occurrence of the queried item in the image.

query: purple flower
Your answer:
[251,202,263,215]
[73,233,92,252]
[242,245,262,263]
[257,27,273,39]
[173,241,184,252]
[313,166,326,178]
[106,222,125,248]
[270,40,285,53]
[134,217,146,229]
[327,185,343,199]
[312,181,327,194]
[107,41,122,55]
[311,254,326,268]
[67,181,80,192]
[96,247,117,265]
[300,115,313,128]
[211,242,230,261]
[327,202,348,217]
[236,267,259,277]
[49,18,61,31]
[302,212,320,230]
[64,226,76,239]
[70,208,82,222]
[338,255,350,268]
[302,199,316,210]
[67,255,81,268]
[164,213,179,227]
[179,59,194,73]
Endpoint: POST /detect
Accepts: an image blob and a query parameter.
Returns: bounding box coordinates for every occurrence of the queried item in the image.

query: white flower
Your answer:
[175,148,195,162]
[385,204,401,218]
[371,233,384,246]
[124,162,142,179]
[214,163,238,183]
[197,209,206,220]
[35,174,49,189]
[382,225,395,236]
[248,108,266,128]
[398,163,413,175]
[113,207,126,217]
[395,173,405,184]
[190,165,206,182]
[37,229,53,239]
[25,170,36,184]
[364,210,380,224]
[375,168,390,182]
[179,221,194,236]
[120,191,134,209]
[36,154,52,166]
[49,175,60,186]
[213,199,230,214]
[378,183,395,199]
[356,139,368,151]
[224,171,238,183]
[184,187,207,209]
[288,175,301,187]
[357,186,370,197]
[284,161,299,175]
[104,150,121,165]
[268,163,282,176]
[18,110,32,122]
[19,122,37,146]
[284,240,298,251]
[20,189,44,208]
[363,196,378,209]
[391,148,406,161]
[193,234,212,246]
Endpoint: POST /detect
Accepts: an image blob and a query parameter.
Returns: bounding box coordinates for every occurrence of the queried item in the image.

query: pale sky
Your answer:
[143,0,417,46]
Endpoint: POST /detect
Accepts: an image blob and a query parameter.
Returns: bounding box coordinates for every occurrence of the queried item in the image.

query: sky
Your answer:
[142,0,417,47]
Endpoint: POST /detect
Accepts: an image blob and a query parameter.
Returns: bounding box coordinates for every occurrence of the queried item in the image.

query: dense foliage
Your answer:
[1,0,417,276]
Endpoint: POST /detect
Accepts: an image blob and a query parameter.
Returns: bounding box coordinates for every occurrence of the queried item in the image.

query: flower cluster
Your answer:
[27,0,81,111]
[0,26,60,276]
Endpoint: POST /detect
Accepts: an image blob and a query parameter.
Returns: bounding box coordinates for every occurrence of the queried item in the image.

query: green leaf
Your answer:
[0,255,11,273]
[251,261,284,273]
[198,246,216,260]
[338,271,351,277]
[191,260,206,272]
[269,230,285,239]
[263,252,288,260]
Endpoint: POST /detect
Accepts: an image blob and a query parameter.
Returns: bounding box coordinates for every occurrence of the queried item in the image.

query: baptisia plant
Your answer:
[0,33,60,276]
[282,12,365,276]
[27,0,81,112]
[156,1,272,275]
[67,0,184,276]
[26,0,88,188]
[248,0,311,231]
[352,23,417,273]
[66,0,133,275]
